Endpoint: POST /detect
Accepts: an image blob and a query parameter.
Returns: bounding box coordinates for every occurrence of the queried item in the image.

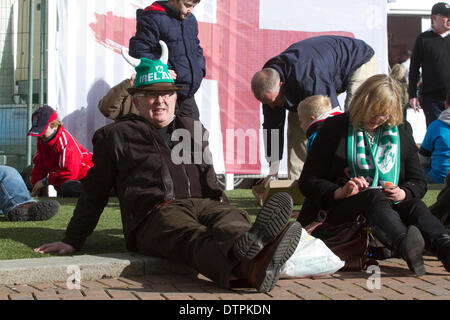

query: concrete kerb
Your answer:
[0,253,197,285]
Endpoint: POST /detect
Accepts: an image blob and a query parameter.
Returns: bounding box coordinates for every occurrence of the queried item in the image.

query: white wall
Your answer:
[388,0,438,15]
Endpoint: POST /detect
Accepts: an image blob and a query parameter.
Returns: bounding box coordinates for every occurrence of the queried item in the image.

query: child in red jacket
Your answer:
[28,105,93,197]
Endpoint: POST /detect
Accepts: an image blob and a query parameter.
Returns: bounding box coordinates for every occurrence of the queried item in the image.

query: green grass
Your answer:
[0,187,443,261]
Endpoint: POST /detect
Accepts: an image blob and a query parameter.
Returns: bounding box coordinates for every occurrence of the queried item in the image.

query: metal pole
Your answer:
[27,0,35,166]
[39,0,46,106]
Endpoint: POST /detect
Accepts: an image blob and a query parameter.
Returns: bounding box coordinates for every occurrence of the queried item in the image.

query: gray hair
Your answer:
[251,68,280,100]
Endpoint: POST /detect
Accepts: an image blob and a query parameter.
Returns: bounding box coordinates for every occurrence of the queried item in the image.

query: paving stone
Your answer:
[5,284,37,294]
[95,278,131,288]
[105,289,139,300]
[33,291,61,300]
[162,292,194,300]
[214,292,246,300]
[0,285,17,295]
[132,291,166,300]
[189,292,222,300]
[0,293,10,300]
[266,287,303,300]
[8,293,35,300]
[81,288,111,300]
[55,289,86,300]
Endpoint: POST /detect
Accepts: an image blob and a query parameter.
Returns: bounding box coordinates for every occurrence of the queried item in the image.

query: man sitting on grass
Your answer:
[34,43,302,293]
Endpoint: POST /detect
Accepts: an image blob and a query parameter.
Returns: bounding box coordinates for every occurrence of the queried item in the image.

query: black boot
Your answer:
[399,226,426,276]
[434,234,450,273]
[367,208,425,275]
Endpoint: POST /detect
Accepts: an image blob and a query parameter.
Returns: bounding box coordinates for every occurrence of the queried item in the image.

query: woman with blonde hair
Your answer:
[297,74,450,275]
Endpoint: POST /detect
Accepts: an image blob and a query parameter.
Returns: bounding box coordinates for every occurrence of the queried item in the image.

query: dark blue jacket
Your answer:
[262,36,374,161]
[129,1,206,98]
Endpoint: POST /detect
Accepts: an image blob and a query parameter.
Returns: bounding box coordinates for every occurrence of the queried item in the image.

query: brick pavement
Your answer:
[1,255,449,301]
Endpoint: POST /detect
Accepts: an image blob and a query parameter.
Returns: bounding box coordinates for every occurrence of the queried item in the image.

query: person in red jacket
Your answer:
[28,105,94,197]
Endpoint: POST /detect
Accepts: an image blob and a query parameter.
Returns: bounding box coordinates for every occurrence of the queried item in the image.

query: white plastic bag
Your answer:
[280,228,345,278]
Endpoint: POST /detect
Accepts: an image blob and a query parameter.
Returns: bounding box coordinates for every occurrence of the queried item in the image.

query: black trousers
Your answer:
[57,180,83,197]
[326,190,448,253]
[135,198,251,288]
[176,95,200,120]
[421,95,445,127]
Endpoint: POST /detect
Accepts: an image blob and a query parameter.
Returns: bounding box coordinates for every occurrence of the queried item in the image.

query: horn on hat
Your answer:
[121,46,141,67]
[159,40,168,65]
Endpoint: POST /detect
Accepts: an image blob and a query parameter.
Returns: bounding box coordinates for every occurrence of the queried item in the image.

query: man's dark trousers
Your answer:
[135,198,252,288]
[422,95,445,127]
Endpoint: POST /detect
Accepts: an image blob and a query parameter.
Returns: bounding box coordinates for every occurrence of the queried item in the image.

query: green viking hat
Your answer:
[121,41,183,94]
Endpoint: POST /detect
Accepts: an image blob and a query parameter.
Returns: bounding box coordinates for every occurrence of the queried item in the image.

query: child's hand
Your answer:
[169,69,177,80]
[31,180,45,197]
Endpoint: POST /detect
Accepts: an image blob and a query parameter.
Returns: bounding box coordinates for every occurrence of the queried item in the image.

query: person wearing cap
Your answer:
[34,47,303,293]
[251,35,377,185]
[28,106,94,197]
[128,0,205,120]
[408,2,450,127]
[0,165,60,221]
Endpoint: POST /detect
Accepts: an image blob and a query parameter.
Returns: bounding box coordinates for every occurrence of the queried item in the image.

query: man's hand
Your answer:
[34,242,75,255]
[31,180,45,197]
[409,97,421,112]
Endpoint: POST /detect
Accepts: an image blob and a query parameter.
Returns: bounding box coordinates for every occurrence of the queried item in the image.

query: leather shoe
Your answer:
[233,192,293,262]
[233,221,302,293]
[7,200,60,222]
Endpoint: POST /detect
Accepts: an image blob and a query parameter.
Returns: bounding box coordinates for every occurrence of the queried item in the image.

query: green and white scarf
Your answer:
[347,123,400,187]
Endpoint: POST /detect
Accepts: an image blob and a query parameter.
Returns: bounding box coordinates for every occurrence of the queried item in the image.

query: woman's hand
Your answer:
[382,186,406,202]
[334,176,369,200]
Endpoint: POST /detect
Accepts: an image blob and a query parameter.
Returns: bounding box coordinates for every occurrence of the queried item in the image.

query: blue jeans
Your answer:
[0,165,35,217]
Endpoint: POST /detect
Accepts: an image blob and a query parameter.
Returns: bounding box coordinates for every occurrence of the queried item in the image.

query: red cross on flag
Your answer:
[48,0,388,177]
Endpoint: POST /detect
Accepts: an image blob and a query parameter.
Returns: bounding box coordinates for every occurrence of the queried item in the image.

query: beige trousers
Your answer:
[287,110,307,181]
[344,54,378,110]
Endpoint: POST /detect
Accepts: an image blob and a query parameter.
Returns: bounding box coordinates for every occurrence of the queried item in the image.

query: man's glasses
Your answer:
[134,91,175,100]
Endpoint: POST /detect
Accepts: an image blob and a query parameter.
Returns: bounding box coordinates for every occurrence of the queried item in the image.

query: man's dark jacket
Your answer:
[297,113,427,226]
[129,1,206,98]
[62,115,225,251]
[262,35,374,161]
